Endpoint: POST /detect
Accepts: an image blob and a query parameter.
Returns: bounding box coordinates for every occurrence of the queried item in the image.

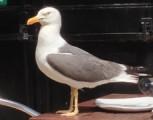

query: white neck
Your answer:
[36,24,66,55]
[40,23,61,34]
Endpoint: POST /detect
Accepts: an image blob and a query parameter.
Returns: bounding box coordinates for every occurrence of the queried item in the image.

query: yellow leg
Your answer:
[56,87,79,116]
[56,87,74,114]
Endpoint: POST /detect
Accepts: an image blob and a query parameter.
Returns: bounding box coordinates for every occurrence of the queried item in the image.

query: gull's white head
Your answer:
[27,7,61,26]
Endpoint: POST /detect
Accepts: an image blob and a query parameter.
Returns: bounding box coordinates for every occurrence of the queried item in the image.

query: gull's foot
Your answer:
[56,109,73,114]
[61,110,78,116]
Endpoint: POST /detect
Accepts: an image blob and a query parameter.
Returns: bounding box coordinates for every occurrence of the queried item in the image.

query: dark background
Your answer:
[0,0,153,119]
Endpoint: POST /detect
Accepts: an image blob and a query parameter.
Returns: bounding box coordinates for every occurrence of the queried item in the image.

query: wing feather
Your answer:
[47,54,123,82]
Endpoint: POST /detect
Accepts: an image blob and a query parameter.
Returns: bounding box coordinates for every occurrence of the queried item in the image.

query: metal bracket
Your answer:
[19,24,30,41]
[19,11,31,41]
[0,97,40,116]
[140,17,153,41]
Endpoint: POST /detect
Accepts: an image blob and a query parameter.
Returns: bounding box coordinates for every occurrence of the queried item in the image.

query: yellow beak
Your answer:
[27,16,40,25]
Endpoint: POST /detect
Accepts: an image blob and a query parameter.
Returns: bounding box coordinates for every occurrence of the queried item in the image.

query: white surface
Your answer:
[95,97,153,112]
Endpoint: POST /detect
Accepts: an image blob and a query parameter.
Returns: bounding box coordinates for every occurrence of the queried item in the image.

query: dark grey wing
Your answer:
[47,54,123,82]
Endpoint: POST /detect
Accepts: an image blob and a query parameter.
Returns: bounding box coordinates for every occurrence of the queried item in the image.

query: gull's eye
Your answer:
[42,12,51,16]
[46,12,51,15]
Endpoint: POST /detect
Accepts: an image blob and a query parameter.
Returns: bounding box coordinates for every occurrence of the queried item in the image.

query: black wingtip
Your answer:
[125,66,151,77]
[133,66,149,73]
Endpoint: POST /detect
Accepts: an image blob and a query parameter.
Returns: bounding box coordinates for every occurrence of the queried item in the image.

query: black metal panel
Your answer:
[0,0,35,41]
[61,5,151,33]
[0,1,37,119]
[44,0,152,6]
[26,1,152,42]
[59,4,153,42]
[7,0,33,6]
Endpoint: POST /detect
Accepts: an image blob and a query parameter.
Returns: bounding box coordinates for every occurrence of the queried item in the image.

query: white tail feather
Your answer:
[110,72,138,84]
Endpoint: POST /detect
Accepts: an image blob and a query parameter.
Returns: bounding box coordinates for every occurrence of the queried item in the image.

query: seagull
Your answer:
[27,7,146,116]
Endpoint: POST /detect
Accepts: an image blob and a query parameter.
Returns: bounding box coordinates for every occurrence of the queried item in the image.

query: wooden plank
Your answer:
[29,94,153,120]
